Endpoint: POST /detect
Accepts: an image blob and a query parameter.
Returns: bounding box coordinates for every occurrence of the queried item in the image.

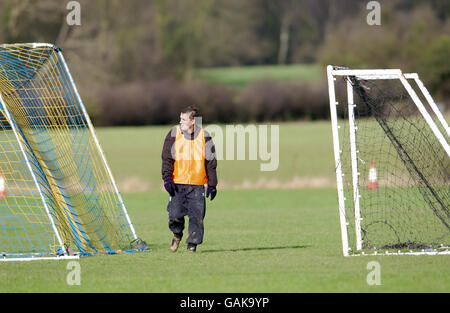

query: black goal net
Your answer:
[333,74,449,254]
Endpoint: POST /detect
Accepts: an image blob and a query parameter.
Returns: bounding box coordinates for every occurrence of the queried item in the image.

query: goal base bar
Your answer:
[0,255,80,262]
[348,250,450,257]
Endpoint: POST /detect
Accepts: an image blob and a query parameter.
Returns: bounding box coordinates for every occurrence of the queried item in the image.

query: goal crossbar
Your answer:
[332,68,450,140]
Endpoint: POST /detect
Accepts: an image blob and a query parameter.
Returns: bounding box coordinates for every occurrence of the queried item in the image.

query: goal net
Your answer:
[0,43,144,260]
[327,66,449,256]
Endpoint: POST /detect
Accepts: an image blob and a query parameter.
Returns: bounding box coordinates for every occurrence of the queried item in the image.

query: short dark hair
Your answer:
[181,105,199,120]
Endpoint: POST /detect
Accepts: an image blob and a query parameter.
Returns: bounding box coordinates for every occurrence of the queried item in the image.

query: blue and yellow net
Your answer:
[0,43,138,258]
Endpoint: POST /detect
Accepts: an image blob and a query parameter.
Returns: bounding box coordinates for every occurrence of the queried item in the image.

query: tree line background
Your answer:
[0,0,448,125]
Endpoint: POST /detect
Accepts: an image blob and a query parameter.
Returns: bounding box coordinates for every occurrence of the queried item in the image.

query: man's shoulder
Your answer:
[167,125,179,138]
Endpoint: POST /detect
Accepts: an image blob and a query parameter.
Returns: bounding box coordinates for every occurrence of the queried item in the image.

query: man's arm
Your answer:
[204,130,218,187]
[161,127,177,181]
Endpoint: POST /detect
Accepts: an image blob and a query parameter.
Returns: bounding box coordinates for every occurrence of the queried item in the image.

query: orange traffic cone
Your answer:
[368,162,378,190]
[0,172,6,199]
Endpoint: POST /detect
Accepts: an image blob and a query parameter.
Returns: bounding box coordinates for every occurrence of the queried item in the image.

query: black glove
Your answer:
[164,179,176,197]
[206,186,217,201]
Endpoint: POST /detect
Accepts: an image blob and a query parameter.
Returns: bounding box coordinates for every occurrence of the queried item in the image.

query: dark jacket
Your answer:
[161,125,218,187]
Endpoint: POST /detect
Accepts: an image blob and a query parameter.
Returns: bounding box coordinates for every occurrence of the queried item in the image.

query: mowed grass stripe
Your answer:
[193,64,323,87]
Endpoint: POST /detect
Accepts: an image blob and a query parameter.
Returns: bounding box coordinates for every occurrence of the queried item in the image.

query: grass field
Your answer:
[0,122,448,292]
[193,64,323,87]
[95,121,337,191]
[0,189,449,292]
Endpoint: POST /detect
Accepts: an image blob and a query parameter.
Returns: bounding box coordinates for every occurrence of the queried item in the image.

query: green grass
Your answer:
[0,122,448,292]
[193,64,323,87]
[1,189,448,292]
[95,121,336,191]
[0,121,336,193]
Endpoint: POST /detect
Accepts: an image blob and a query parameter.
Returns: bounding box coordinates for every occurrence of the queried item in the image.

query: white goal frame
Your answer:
[326,65,450,256]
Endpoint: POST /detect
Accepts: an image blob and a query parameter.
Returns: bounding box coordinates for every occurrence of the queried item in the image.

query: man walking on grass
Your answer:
[161,106,218,252]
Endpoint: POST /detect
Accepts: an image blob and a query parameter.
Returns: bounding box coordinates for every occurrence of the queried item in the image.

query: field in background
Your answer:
[96,121,336,192]
[193,64,323,87]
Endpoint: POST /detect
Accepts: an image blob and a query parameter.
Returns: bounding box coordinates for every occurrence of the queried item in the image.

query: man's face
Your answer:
[180,112,194,132]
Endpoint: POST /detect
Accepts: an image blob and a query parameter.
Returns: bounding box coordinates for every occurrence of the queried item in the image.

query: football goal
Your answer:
[327,65,449,256]
[0,43,146,261]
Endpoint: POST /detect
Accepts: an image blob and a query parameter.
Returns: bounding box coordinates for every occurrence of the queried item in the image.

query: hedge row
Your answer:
[92,78,330,126]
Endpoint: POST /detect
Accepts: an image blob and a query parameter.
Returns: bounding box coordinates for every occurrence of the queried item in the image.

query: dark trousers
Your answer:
[167,184,206,245]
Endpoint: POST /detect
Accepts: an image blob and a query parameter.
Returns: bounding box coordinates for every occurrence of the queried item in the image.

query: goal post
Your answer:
[327,65,450,256]
[0,43,147,260]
